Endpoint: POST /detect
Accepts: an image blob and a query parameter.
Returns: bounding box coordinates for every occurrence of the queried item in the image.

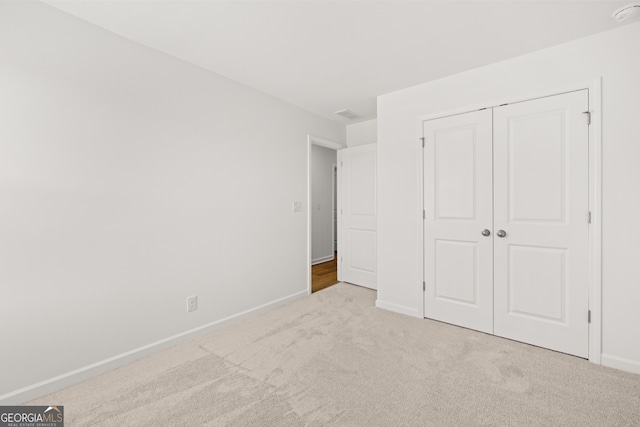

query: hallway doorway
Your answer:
[308,135,342,295]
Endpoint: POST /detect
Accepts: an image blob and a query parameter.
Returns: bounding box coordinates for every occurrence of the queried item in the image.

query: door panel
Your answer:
[436,127,477,219]
[493,90,589,357]
[349,229,376,272]
[339,144,377,289]
[508,111,566,222]
[423,110,493,333]
[508,245,566,322]
[435,239,478,305]
[350,153,376,216]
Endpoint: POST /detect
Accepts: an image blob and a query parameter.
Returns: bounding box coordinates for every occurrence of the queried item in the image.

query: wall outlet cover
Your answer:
[187,296,197,312]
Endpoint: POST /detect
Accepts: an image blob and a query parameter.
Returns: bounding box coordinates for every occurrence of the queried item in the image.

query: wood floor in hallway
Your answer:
[312,253,338,293]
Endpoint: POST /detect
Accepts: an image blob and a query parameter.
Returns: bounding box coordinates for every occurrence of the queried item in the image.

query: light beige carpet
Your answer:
[30,283,640,426]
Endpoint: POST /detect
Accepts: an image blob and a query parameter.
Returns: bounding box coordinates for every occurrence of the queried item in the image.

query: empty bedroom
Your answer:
[1,1,639,425]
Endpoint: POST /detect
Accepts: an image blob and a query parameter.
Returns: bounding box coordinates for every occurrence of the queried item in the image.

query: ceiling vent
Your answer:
[334,109,360,120]
[612,3,640,21]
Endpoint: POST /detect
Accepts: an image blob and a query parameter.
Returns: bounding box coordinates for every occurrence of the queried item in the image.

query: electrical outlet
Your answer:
[187,295,197,312]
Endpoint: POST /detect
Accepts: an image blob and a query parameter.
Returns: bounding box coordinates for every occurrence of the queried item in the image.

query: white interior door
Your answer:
[422,90,590,357]
[339,144,377,289]
[423,110,494,333]
[493,90,590,357]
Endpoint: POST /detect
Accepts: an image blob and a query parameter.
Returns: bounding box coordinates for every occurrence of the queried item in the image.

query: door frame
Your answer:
[332,163,338,253]
[307,135,344,295]
[416,78,603,364]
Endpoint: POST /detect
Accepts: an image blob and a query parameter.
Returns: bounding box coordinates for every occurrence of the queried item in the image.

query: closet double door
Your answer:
[422,90,589,358]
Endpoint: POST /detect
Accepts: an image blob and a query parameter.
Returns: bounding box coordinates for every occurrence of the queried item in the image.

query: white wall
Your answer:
[0,1,344,402]
[346,119,377,147]
[311,145,337,263]
[377,22,640,373]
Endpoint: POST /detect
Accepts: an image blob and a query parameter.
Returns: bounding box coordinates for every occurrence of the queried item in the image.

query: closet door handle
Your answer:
[497,230,507,238]
[481,229,491,236]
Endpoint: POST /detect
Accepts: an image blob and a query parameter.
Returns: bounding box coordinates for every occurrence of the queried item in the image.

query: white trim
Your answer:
[332,163,337,253]
[587,77,603,365]
[417,79,601,124]
[307,135,345,296]
[312,254,334,265]
[375,299,422,318]
[0,289,308,405]
[309,135,343,151]
[337,149,344,282]
[416,120,425,318]
[416,79,603,364]
[601,354,640,375]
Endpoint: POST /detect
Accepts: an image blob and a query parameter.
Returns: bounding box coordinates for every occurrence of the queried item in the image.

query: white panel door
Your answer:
[423,110,493,333]
[493,90,589,357]
[339,144,377,289]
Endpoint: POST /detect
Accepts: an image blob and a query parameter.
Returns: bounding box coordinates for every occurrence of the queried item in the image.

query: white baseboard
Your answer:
[601,353,640,375]
[375,299,422,318]
[312,254,334,265]
[0,290,308,405]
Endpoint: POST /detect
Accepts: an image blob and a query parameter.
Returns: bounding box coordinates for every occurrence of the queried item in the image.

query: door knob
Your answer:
[481,229,491,236]
[497,230,507,238]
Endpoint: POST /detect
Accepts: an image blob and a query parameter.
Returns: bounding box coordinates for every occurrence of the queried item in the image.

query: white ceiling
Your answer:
[43,0,634,124]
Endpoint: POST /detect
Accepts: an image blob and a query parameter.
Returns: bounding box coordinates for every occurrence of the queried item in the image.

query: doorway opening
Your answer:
[312,164,338,293]
[307,136,343,294]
